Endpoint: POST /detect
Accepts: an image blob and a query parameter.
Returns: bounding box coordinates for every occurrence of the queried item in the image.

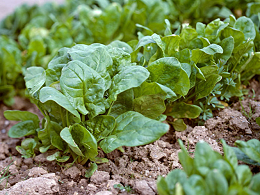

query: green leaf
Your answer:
[133,82,167,119]
[108,66,150,102]
[47,151,70,162]
[212,159,233,181]
[99,111,169,153]
[109,89,134,118]
[39,87,80,119]
[221,139,238,170]
[256,117,260,126]
[166,102,202,119]
[205,170,228,195]
[194,141,222,176]
[195,74,222,100]
[170,119,187,132]
[234,165,252,186]
[60,124,98,160]
[60,60,106,116]
[178,139,194,176]
[4,110,39,127]
[85,115,116,142]
[16,138,37,158]
[24,67,46,95]
[8,120,37,138]
[147,57,190,96]
[133,94,166,119]
[250,173,260,193]
[47,121,66,151]
[183,175,206,195]
[191,44,223,64]
[85,162,98,178]
[235,139,260,164]
[216,36,234,64]
[234,16,256,40]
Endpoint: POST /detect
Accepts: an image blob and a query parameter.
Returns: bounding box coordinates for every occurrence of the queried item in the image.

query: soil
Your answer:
[1,80,260,195]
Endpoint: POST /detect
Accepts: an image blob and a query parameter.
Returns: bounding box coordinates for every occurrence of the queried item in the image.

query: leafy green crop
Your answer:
[4,42,169,167]
[1,0,259,106]
[157,139,260,195]
[130,14,260,125]
[232,139,260,166]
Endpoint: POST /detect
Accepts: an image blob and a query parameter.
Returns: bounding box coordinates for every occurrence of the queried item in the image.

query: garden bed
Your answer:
[1,79,260,195]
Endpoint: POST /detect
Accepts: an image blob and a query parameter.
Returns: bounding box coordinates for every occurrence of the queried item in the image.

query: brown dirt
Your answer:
[1,81,260,195]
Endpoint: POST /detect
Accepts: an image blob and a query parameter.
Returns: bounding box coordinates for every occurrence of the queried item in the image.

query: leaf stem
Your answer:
[66,110,70,127]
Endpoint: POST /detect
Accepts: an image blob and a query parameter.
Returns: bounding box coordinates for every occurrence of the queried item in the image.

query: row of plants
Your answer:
[1,0,260,105]
[2,0,260,190]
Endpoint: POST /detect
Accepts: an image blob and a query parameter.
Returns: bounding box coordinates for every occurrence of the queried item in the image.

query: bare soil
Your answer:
[0,80,260,195]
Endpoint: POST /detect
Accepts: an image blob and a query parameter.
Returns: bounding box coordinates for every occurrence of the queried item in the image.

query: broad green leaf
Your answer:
[221,139,238,170]
[133,94,166,119]
[147,57,190,96]
[60,60,106,116]
[157,175,170,195]
[108,66,150,102]
[183,175,206,195]
[178,139,194,176]
[195,74,222,100]
[28,36,46,58]
[234,165,252,186]
[162,35,181,56]
[85,162,98,178]
[24,67,46,95]
[205,19,228,42]
[170,119,187,132]
[60,124,98,160]
[99,111,169,153]
[216,36,234,64]
[194,141,222,174]
[212,159,233,181]
[166,102,201,119]
[232,147,260,166]
[8,120,37,138]
[133,82,167,119]
[109,89,134,118]
[180,25,198,49]
[250,173,260,193]
[39,87,80,119]
[47,121,66,151]
[134,36,156,51]
[85,115,116,142]
[235,139,260,164]
[234,16,256,40]
[222,27,245,47]
[191,44,223,64]
[205,170,228,195]
[164,169,188,195]
[4,110,39,127]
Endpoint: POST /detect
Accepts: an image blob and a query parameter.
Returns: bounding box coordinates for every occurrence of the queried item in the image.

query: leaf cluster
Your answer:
[157,139,260,195]
[4,42,169,166]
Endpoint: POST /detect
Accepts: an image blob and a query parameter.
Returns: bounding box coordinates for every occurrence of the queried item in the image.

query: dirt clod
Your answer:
[90,171,110,184]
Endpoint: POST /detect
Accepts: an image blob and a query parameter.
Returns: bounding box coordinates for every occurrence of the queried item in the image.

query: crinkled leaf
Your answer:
[8,120,37,138]
[147,57,190,96]
[108,66,150,102]
[60,124,98,160]
[234,16,256,40]
[39,87,80,119]
[195,74,222,100]
[24,67,46,95]
[60,60,106,116]
[85,115,116,142]
[166,102,202,119]
[99,111,169,153]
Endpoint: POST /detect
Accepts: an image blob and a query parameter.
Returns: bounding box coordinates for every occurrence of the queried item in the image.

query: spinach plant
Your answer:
[4,42,169,166]
[130,14,260,128]
[232,139,260,166]
[157,139,260,195]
